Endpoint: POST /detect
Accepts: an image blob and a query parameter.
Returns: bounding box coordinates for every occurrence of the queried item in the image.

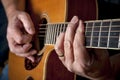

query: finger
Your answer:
[55,32,65,62]
[8,20,24,44]
[14,43,33,53]
[8,20,33,44]
[73,20,90,63]
[12,30,32,44]
[15,49,37,57]
[8,37,37,57]
[26,56,35,62]
[8,36,33,54]
[18,12,35,35]
[64,16,79,67]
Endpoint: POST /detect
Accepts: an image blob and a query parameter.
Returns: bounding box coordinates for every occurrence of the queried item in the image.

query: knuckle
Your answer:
[21,49,27,53]
[15,53,21,56]
[17,38,23,44]
[21,12,28,16]
[55,46,61,52]
[66,64,73,72]
[76,29,84,34]
[10,48,15,53]
[68,22,75,28]
[64,41,72,49]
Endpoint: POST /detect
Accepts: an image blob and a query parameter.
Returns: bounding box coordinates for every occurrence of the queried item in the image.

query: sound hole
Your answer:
[25,18,47,70]
[39,18,47,50]
[25,54,43,70]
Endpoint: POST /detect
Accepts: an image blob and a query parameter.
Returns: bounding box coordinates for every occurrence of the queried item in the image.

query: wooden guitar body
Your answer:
[9,0,97,80]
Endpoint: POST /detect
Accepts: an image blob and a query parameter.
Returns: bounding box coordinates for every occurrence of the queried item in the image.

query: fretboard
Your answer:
[38,19,120,50]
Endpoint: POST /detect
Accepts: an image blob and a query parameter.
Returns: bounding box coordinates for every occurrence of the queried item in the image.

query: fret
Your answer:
[51,24,55,44]
[90,22,94,47]
[55,24,61,43]
[44,27,47,44]
[98,20,102,47]
[53,24,56,44]
[85,22,93,47]
[118,34,120,48]
[50,24,53,44]
[99,20,110,48]
[108,20,120,48]
[56,24,59,39]
[107,20,112,48]
[92,21,101,47]
[47,25,51,44]
[49,24,52,44]
[39,19,120,49]
[111,20,120,25]
[85,22,90,47]
[45,25,48,44]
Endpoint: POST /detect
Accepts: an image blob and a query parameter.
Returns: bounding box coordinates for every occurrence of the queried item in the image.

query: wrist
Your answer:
[6,5,17,19]
[1,0,25,20]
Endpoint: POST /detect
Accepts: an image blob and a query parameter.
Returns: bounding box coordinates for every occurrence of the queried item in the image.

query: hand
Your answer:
[55,16,114,80]
[7,11,37,62]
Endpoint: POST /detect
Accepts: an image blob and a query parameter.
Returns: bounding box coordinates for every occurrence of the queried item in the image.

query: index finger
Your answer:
[18,12,35,35]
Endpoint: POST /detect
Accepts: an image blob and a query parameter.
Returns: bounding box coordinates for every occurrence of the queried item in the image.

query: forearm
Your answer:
[1,0,25,18]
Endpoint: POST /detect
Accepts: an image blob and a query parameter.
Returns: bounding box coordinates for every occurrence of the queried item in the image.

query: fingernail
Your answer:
[71,16,78,23]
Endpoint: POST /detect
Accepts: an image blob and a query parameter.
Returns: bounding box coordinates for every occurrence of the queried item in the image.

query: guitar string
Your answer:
[37,23,120,43]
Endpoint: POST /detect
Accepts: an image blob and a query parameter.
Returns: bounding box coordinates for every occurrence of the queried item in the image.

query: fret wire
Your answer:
[53,24,57,43]
[90,22,95,47]
[44,26,47,44]
[51,24,54,44]
[118,33,120,48]
[46,25,50,44]
[85,22,90,47]
[53,24,57,44]
[52,24,55,44]
[45,25,48,44]
[43,26,46,44]
[98,21,102,47]
[56,24,59,39]
[47,25,50,44]
[50,24,52,44]
[49,24,52,44]
[54,24,57,44]
[107,20,112,48]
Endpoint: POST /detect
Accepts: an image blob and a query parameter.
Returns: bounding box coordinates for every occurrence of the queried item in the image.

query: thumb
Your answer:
[18,12,35,35]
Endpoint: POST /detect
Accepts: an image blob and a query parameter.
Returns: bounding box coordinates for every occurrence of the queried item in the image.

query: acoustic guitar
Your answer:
[8,0,120,80]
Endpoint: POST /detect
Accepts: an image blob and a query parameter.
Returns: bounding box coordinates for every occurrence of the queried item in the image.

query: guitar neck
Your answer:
[38,19,120,50]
